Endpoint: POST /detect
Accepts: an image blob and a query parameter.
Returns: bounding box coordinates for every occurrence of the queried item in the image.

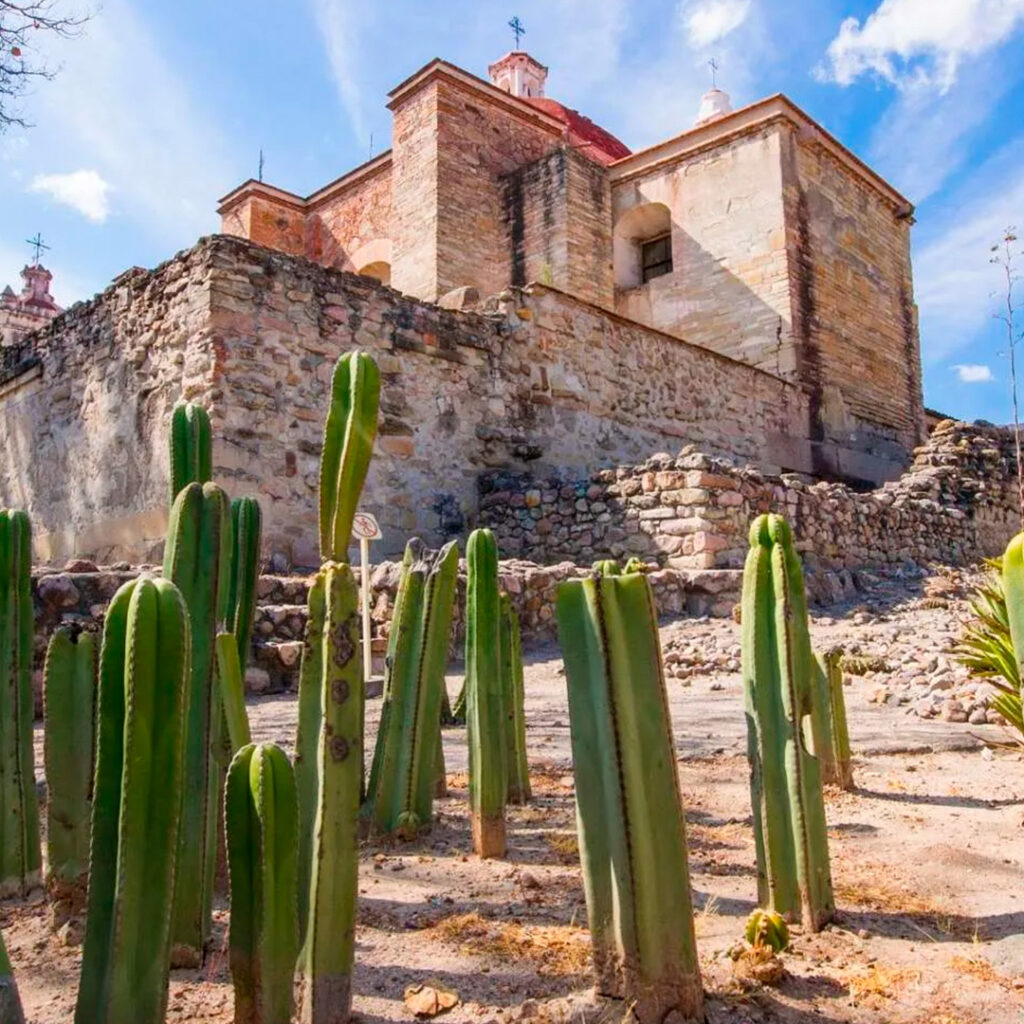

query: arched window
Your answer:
[357,261,391,286]
[612,202,673,290]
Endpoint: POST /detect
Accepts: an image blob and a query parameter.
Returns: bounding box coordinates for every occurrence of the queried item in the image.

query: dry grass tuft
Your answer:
[545,832,579,863]
[845,964,921,1007]
[428,912,591,977]
[732,945,785,987]
[949,954,1012,989]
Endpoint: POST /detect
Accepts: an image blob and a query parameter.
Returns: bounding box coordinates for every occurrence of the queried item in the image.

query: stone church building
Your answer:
[0,50,926,566]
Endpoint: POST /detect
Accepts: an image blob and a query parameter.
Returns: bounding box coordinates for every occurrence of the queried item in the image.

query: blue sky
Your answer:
[2,0,1023,424]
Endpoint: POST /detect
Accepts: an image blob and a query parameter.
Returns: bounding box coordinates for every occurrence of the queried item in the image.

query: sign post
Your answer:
[351,511,382,684]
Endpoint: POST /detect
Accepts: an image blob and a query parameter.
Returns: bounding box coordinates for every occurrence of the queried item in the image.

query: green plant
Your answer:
[75,577,190,1024]
[169,400,212,503]
[216,631,252,753]
[295,350,379,1024]
[742,514,834,931]
[364,539,459,837]
[225,496,262,670]
[0,925,23,1024]
[465,528,507,858]
[43,626,96,916]
[812,648,853,790]
[557,564,704,1024]
[745,909,790,953]
[164,479,231,965]
[0,508,41,897]
[501,593,530,804]
[226,742,299,1024]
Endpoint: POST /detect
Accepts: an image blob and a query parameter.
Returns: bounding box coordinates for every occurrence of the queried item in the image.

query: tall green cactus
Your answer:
[365,539,459,837]
[465,528,507,858]
[75,577,190,1024]
[43,626,97,916]
[164,480,231,964]
[169,400,212,503]
[0,926,24,1024]
[0,508,41,897]
[226,742,299,1024]
[226,496,262,669]
[556,566,703,1024]
[742,514,834,930]
[501,594,530,805]
[812,649,853,790]
[216,631,252,754]
[1004,532,1024,689]
[296,564,363,1024]
[296,350,379,1023]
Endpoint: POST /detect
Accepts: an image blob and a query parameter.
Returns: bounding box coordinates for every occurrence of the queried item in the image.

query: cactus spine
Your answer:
[465,528,507,858]
[216,631,252,754]
[501,594,530,805]
[164,479,231,963]
[365,539,459,837]
[75,577,190,1024]
[296,350,379,1024]
[226,496,262,669]
[169,400,212,503]
[226,743,299,1024]
[0,509,41,896]
[742,514,834,930]
[0,926,23,1024]
[811,649,853,790]
[556,566,703,1024]
[43,627,97,915]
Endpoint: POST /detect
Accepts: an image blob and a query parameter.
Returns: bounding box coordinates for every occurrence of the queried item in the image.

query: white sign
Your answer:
[351,511,381,541]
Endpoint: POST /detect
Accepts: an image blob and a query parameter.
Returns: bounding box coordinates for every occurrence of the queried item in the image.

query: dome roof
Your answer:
[524,97,631,165]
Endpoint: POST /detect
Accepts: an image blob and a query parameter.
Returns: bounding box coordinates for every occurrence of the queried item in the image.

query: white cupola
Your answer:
[694,86,733,126]
[488,51,548,99]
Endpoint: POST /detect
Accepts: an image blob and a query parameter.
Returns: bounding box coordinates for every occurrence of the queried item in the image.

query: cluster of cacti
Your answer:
[43,626,96,918]
[811,648,854,790]
[164,479,231,964]
[464,528,508,859]
[365,538,459,837]
[742,514,834,931]
[226,742,299,1024]
[295,350,380,1024]
[556,561,703,1024]
[169,399,212,502]
[75,577,190,1024]
[500,594,530,805]
[0,509,41,898]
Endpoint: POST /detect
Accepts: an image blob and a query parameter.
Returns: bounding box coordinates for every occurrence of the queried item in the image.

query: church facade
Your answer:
[219,51,923,486]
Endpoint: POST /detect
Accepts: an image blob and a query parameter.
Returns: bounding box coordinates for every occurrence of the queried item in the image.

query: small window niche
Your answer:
[641,234,673,283]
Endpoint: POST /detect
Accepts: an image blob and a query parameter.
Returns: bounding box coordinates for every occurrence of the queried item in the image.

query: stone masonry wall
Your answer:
[480,420,1020,574]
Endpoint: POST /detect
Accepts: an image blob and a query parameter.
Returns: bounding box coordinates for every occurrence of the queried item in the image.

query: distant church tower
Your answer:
[487,50,548,98]
[1,262,62,347]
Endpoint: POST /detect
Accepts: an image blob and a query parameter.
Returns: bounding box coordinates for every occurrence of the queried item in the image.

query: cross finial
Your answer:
[26,233,50,267]
[708,57,719,88]
[508,15,525,49]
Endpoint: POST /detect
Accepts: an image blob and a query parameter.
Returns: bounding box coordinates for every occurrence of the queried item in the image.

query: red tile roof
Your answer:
[524,97,631,165]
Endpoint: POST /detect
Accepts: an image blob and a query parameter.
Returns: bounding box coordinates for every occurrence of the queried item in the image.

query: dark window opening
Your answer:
[641,234,672,283]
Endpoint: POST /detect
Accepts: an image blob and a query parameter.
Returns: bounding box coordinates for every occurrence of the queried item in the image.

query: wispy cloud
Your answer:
[310,0,370,145]
[819,0,1024,91]
[30,169,112,222]
[681,0,752,48]
[953,364,995,383]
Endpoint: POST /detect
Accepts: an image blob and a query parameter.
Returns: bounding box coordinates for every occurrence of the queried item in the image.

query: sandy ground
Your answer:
[6,580,1024,1024]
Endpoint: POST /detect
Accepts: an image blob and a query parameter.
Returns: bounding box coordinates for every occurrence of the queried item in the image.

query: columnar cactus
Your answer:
[465,528,508,858]
[501,594,531,805]
[0,508,41,897]
[75,577,190,1024]
[295,350,379,1024]
[556,565,703,1024]
[365,539,459,837]
[226,743,299,1024]
[0,926,24,1024]
[742,514,834,930]
[1004,532,1024,685]
[226,496,262,669]
[43,626,97,916]
[216,631,252,754]
[164,480,231,963]
[169,400,212,503]
[812,649,853,790]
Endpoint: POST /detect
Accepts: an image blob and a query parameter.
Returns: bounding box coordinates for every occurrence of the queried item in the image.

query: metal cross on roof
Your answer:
[509,15,525,49]
[26,233,50,266]
[708,57,719,88]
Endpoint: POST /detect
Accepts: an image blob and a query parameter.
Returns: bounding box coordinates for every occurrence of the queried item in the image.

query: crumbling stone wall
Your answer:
[480,420,1020,573]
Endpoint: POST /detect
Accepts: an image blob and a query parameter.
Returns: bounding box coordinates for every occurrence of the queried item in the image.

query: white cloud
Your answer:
[821,0,1024,91]
[310,0,370,145]
[30,169,112,222]
[682,0,752,49]
[953,364,995,383]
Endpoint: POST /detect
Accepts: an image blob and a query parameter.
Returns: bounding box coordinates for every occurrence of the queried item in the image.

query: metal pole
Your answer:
[361,535,373,681]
